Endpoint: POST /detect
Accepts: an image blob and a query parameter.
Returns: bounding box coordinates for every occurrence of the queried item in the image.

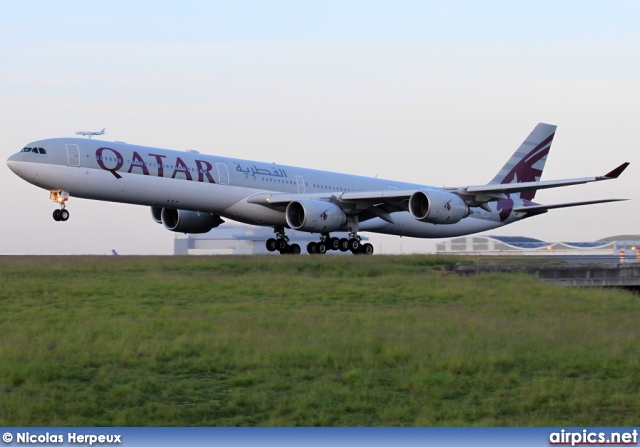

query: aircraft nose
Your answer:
[7,153,21,174]
[7,152,17,165]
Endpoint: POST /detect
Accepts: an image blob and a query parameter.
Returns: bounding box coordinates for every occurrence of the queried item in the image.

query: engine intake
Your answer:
[408,190,470,224]
[286,200,347,232]
[151,207,223,233]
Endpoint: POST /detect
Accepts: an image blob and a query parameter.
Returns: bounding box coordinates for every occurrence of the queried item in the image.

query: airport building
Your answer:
[435,234,640,259]
[173,225,639,259]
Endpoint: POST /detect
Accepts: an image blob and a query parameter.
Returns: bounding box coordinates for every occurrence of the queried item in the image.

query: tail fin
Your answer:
[489,123,556,200]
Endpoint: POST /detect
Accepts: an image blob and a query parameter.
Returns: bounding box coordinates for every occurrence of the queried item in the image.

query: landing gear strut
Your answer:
[50,190,70,222]
[266,227,301,255]
[306,233,336,254]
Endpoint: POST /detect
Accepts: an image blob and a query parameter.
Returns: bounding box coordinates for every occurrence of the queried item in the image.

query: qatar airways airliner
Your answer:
[6,123,628,255]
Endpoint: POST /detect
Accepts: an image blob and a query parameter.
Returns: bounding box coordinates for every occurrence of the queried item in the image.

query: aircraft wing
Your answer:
[460,162,629,201]
[247,162,629,224]
[249,162,629,206]
[248,190,414,205]
[247,190,414,224]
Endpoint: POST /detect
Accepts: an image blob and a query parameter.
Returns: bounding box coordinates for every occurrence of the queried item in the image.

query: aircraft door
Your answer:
[296,175,305,193]
[216,163,229,185]
[65,144,80,167]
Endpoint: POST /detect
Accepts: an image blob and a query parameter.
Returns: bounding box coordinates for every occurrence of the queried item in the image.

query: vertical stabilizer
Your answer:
[489,123,556,200]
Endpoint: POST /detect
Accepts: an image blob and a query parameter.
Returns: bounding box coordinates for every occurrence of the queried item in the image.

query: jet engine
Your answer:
[286,200,347,232]
[151,206,223,233]
[408,190,470,224]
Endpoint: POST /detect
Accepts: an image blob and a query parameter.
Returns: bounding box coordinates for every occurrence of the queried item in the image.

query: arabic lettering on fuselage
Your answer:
[234,162,287,179]
[95,147,215,182]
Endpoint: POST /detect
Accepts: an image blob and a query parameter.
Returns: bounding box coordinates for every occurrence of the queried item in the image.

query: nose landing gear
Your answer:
[50,190,70,222]
[53,208,69,222]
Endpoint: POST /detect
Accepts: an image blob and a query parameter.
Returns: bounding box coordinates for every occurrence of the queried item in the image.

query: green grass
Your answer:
[0,255,639,426]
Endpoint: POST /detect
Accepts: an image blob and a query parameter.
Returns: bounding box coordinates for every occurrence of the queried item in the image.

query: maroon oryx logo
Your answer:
[321,210,329,220]
[444,199,452,211]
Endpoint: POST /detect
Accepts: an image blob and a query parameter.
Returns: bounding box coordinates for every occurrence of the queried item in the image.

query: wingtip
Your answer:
[604,162,630,179]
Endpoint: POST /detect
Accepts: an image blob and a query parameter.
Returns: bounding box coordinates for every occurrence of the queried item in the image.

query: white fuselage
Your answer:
[7,137,514,238]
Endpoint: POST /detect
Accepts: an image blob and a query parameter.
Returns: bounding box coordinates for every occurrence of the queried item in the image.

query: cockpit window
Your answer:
[19,147,46,154]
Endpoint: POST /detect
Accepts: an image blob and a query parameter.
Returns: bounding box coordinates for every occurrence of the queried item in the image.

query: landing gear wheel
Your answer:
[276,239,288,252]
[307,242,317,254]
[53,209,61,221]
[270,227,291,254]
[362,243,374,255]
[289,244,301,255]
[266,238,277,252]
[278,244,290,254]
[339,238,349,252]
[329,237,340,251]
[348,238,360,252]
[317,243,327,254]
[59,209,69,222]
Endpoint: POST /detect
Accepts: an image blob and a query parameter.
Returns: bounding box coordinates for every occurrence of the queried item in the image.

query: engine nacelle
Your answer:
[286,200,347,232]
[153,207,223,233]
[151,206,162,224]
[408,190,470,224]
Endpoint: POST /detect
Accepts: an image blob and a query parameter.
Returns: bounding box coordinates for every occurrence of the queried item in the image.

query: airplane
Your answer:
[6,123,629,255]
[75,128,105,138]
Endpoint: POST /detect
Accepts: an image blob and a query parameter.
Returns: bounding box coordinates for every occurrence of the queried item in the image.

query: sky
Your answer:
[1,1,638,255]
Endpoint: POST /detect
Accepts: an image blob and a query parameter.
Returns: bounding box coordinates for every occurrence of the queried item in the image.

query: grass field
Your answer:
[0,255,639,426]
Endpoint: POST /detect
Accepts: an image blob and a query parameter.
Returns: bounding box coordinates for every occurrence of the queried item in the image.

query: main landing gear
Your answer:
[266,229,373,256]
[266,227,301,255]
[50,190,70,222]
[306,232,374,255]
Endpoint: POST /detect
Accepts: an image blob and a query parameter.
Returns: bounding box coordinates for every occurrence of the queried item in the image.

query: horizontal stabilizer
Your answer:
[513,198,628,213]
